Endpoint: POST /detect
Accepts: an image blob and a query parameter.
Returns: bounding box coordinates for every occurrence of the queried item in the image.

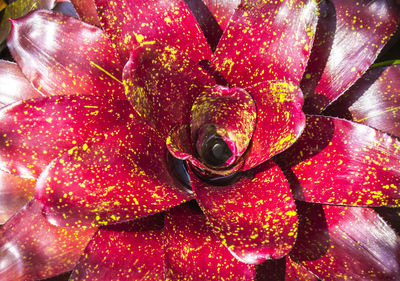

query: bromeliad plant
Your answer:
[1,0,400,280]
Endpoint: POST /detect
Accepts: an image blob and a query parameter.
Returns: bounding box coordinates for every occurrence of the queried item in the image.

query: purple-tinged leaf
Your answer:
[201,0,240,30]
[0,60,42,107]
[164,203,256,280]
[35,123,192,228]
[0,95,134,178]
[0,0,55,49]
[211,0,317,88]
[70,0,100,26]
[123,43,215,138]
[94,0,212,64]
[301,0,400,114]
[70,214,164,280]
[0,170,35,224]
[330,65,400,138]
[191,160,298,265]
[243,81,305,171]
[255,257,317,281]
[278,115,400,207]
[0,199,96,281]
[7,10,125,98]
[291,202,400,280]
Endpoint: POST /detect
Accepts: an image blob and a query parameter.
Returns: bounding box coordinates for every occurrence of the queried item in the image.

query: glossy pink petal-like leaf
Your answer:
[70,214,164,281]
[255,257,317,281]
[347,66,400,138]
[0,199,96,281]
[164,203,256,280]
[70,0,100,26]
[0,60,42,106]
[202,0,240,30]
[191,160,298,265]
[243,81,305,171]
[94,0,212,63]
[7,10,125,98]
[0,95,134,178]
[0,0,55,49]
[291,202,400,280]
[301,0,400,114]
[278,115,400,207]
[35,123,192,228]
[0,170,35,224]
[211,0,317,88]
[191,85,256,164]
[123,43,215,138]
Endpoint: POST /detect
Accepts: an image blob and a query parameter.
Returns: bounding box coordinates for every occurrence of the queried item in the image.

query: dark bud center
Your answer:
[203,136,232,166]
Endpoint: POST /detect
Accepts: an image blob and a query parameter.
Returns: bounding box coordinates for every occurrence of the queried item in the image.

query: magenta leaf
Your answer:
[211,0,318,88]
[0,95,134,178]
[70,214,164,280]
[94,0,212,64]
[123,42,215,138]
[35,122,192,228]
[191,160,298,265]
[278,115,400,207]
[243,81,306,171]
[164,203,256,280]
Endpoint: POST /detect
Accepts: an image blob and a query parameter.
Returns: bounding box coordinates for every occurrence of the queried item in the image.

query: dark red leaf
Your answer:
[291,202,400,280]
[70,0,100,26]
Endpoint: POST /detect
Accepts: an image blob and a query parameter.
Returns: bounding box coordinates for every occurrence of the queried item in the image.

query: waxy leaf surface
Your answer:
[0,0,55,49]
[0,170,35,224]
[164,204,256,280]
[201,0,240,30]
[70,0,100,26]
[192,160,298,265]
[35,123,192,228]
[243,81,305,171]
[7,10,124,98]
[301,0,400,113]
[0,60,42,106]
[291,203,400,280]
[0,95,133,178]
[212,0,317,88]
[0,200,96,281]
[279,115,400,207]
[70,214,164,280]
[123,43,215,138]
[94,0,212,63]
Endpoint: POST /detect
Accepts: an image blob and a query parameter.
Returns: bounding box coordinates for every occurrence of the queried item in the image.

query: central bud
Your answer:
[196,124,235,168]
